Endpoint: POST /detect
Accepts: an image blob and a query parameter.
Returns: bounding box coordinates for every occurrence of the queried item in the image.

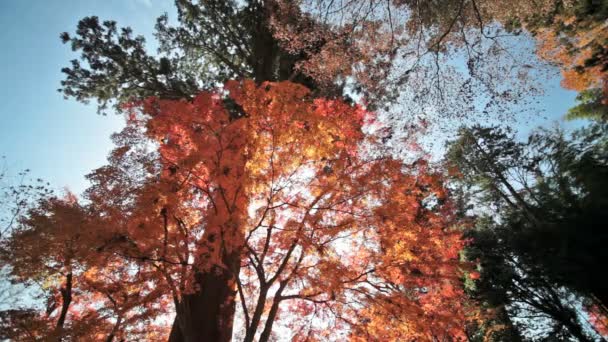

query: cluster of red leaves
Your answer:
[585,304,608,338]
[2,80,472,340]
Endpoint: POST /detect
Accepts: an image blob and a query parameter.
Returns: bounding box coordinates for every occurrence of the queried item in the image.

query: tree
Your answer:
[3,81,470,340]
[42,0,607,339]
[57,1,351,337]
[446,123,608,340]
[0,165,52,239]
[0,166,56,340]
[523,0,608,98]
[0,194,166,341]
[271,0,547,123]
[59,0,554,142]
[274,0,607,124]
[566,88,608,122]
[58,0,343,115]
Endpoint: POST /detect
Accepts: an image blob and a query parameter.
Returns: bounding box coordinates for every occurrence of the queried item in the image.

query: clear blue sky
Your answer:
[0,0,174,193]
[0,0,580,194]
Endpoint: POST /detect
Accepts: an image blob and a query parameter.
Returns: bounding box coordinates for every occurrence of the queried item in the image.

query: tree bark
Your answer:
[54,272,72,340]
[165,3,327,340]
[168,250,241,342]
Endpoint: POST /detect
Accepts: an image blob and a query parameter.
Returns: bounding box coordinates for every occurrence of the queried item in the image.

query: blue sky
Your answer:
[0,0,173,193]
[0,0,580,194]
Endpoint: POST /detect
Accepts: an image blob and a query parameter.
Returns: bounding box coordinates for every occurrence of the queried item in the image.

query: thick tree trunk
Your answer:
[168,246,241,342]
[496,305,522,341]
[250,1,281,84]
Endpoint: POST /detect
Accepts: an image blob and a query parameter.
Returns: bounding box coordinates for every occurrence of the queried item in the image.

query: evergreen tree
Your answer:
[447,123,608,340]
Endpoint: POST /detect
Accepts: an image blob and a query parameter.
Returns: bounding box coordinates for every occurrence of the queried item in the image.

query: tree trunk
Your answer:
[106,316,122,342]
[168,250,241,342]
[250,1,289,84]
[258,281,287,342]
[243,286,269,342]
[165,3,327,340]
[54,272,72,340]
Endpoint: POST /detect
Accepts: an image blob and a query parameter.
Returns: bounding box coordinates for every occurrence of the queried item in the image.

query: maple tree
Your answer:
[269,0,549,123]
[0,0,607,341]
[268,0,608,131]
[1,80,471,340]
[533,13,607,99]
[0,194,166,341]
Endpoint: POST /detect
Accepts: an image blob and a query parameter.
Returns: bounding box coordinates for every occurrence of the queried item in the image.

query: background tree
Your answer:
[516,0,608,100]
[271,0,548,125]
[446,123,608,340]
[0,194,166,341]
[0,165,55,340]
[58,0,344,115]
[566,88,608,122]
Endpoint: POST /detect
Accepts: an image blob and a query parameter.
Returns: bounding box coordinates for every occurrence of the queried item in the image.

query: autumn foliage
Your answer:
[535,20,607,95]
[2,0,604,340]
[1,80,470,340]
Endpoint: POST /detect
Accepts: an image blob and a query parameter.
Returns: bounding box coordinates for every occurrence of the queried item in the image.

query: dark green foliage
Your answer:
[59,16,200,113]
[58,0,331,114]
[447,123,608,340]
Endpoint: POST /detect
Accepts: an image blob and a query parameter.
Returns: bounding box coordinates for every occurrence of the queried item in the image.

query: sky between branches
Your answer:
[0,0,580,194]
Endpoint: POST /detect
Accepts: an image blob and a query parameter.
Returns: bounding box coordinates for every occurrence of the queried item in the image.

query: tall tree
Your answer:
[53,0,579,338]
[57,2,348,338]
[446,124,608,340]
[3,81,470,340]
[58,0,345,115]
